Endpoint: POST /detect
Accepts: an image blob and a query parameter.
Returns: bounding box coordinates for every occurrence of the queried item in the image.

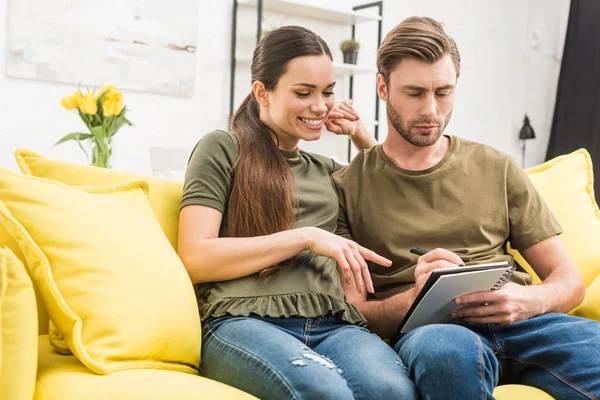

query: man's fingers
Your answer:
[358,246,392,267]
[452,303,503,319]
[418,248,463,265]
[415,259,458,278]
[459,315,509,324]
[455,290,500,305]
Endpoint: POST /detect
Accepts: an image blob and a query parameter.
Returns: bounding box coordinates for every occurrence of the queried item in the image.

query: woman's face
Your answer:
[260,54,336,149]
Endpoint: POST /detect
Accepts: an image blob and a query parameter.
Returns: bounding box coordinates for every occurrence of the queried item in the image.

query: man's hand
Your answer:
[453,282,544,324]
[413,248,463,302]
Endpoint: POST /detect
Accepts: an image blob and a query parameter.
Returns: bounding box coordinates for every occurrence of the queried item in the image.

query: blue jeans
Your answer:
[394,313,600,400]
[202,314,418,400]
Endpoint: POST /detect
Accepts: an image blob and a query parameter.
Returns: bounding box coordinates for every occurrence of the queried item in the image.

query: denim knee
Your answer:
[303,379,355,400]
[397,324,498,373]
[356,363,418,400]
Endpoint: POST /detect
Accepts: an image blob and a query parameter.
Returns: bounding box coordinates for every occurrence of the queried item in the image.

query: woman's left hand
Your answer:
[325,100,360,137]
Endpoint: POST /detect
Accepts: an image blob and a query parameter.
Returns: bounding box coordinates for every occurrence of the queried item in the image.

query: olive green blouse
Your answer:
[181,130,365,326]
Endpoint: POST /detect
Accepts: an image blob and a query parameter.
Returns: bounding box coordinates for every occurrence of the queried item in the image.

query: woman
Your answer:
[178,26,417,400]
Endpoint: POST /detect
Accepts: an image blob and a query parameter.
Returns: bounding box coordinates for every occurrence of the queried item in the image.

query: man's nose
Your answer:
[422,94,437,117]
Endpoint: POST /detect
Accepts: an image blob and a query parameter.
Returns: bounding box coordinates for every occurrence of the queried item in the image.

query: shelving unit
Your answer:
[230,0,383,162]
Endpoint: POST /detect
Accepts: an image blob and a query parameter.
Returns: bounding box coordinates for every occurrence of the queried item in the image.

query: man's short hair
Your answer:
[377,16,461,84]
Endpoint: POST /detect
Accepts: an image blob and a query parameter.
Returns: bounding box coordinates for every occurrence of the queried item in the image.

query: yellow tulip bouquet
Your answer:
[58,86,132,168]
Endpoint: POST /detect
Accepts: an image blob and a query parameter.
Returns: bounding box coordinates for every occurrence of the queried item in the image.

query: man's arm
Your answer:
[344,281,416,339]
[343,249,464,339]
[454,236,585,323]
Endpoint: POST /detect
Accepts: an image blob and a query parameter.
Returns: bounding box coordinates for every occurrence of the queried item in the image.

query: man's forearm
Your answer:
[534,268,585,314]
[356,288,416,339]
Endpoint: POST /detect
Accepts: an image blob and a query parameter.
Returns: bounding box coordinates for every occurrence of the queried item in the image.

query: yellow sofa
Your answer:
[2,148,599,400]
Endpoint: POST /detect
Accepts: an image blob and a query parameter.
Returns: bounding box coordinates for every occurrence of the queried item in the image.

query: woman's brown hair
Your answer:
[228,26,332,276]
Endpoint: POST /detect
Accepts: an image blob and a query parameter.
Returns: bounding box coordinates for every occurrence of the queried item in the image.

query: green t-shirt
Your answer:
[180,130,365,325]
[332,135,563,299]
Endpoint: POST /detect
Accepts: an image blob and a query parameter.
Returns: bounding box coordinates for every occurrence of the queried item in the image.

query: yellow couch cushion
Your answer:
[0,216,49,335]
[35,336,256,400]
[507,150,600,309]
[0,248,38,400]
[494,384,554,400]
[15,149,183,251]
[571,274,600,321]
[0,169,200,374]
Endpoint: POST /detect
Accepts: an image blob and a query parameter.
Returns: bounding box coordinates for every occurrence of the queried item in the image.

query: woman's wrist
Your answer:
[349,122,378,150]
[297,226,316,251]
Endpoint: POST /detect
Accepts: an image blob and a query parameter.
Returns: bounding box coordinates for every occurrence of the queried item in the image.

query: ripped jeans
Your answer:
[201,315,418,400]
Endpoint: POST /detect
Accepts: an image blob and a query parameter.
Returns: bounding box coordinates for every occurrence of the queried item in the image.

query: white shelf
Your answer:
[238,0,382,25]
[332,62,376,76]
[236,54,376,76]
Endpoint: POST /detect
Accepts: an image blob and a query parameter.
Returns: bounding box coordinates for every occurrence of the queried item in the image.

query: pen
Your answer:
[410,247,466,266]
[410,247,430,256]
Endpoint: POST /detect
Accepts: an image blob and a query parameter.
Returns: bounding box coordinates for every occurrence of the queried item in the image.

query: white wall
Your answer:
[0,0,233,174]
[0,0,570,174]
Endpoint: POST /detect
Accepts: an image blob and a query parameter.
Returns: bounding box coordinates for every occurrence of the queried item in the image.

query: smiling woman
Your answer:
[177,25,418,400]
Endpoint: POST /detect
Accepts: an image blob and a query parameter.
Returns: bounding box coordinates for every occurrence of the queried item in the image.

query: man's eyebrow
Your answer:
[292,82,336,89]
[402,84,455,91]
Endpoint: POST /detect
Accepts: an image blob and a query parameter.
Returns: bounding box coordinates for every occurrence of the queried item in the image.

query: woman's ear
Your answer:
[252,81,270,107]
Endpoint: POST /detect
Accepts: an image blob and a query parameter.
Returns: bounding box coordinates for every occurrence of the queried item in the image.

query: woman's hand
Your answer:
[325,100,360,137]
[303,227,391,294]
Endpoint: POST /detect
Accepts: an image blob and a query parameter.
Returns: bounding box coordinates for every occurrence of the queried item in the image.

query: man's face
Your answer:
[379,54,457,147]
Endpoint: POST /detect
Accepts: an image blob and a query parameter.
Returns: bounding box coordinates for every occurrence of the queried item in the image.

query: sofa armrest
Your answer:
[0,247,38,400]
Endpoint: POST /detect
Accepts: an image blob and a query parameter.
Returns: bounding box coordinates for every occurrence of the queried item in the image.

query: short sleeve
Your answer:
[304,152,346,175]
[506,157,563,249]
[332,159,345,173]
[180,130,238,213]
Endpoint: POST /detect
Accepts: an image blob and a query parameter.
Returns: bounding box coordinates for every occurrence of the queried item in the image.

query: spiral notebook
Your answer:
[398,261,514,334]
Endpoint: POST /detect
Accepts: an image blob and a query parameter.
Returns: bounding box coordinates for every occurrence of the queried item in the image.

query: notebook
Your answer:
[398,261,514,334]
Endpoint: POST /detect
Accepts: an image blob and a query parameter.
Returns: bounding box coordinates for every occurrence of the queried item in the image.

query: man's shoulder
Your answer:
[331,145,380,185]
[453,136,514,166]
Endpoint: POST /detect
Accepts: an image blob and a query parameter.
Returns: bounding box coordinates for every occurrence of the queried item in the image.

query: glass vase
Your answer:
[90,140,115,169]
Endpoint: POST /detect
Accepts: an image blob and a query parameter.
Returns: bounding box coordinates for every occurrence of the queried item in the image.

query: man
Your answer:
[331,16,600,399]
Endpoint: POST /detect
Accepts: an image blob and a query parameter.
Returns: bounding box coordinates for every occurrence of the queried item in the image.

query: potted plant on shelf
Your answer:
[340,39,360,65]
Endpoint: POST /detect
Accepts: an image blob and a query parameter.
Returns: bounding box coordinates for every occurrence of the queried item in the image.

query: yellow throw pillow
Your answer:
[0,247,38,400]
[15,149,183,251]
[0,221,49,335]
[507,149,600,318]
[0,169,201,375]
